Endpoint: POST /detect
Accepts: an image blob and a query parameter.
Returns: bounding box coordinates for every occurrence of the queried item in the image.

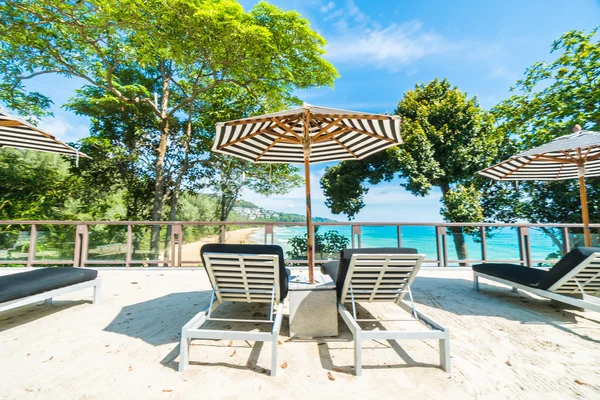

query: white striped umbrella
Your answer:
[479,125,600,246]
[0,109,86,158]
[213,103,402,282]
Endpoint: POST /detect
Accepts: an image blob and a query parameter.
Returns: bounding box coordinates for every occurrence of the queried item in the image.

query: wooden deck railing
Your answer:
[0,220,598,268]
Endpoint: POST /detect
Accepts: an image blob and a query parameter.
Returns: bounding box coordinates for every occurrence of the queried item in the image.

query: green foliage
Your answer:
[0,0,338,117]
[320,79,504,261]
[441,185,483,226]
[490,27,600,248]
[0,149,73,220]
[321,78,502,220]
[286,227,350,260]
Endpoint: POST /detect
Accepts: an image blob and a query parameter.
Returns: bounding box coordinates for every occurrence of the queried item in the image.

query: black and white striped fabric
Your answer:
[479,130,600,181]
[212,104,402,164]
[0,109,83,157]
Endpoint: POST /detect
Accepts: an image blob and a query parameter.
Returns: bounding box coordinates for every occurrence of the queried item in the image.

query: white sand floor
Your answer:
[0,269,599,400]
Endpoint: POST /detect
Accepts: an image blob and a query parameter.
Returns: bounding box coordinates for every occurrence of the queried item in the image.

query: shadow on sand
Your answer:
[102,274,600,374]
[0,300,89,332]
[104,291,289,374]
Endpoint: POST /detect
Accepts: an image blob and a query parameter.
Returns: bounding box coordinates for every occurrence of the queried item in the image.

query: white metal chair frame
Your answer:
[0,278,100,313]
[337,253,451,376]
[179,253,284,376]
[474,252,600,313]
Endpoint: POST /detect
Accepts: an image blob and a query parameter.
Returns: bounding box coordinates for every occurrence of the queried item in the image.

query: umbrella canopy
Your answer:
[0,109,86,157]
[213,103,402,282]
[479,125,599,246]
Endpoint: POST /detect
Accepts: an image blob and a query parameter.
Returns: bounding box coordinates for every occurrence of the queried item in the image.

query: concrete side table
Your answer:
[288,271,338,338]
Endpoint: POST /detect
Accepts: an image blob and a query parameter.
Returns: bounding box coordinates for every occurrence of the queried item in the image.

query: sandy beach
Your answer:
[0,268,599,399]
[179,227,260,264]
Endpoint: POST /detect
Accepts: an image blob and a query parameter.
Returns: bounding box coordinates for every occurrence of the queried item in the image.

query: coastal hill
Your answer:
[231,200,337,223]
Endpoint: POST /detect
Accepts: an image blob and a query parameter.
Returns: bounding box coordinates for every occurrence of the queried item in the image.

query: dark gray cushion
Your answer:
[472,247,600,290]
[538,247,600,290]
[201,243,289,301]
[0,267,98,304]
[472,263,546,287]
[321,247,419,298]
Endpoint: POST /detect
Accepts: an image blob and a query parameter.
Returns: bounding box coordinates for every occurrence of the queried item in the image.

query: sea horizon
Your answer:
[248,225,565,265]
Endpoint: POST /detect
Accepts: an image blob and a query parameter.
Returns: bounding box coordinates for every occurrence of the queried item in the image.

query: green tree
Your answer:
[287,227,350,260]
[492,27,600,250]
[0,0,338,254]
[321,79,504,262]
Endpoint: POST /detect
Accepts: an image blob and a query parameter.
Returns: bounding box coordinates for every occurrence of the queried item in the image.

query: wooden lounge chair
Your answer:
[322,248,451,376]
[178,244,289,376]
[0,267,100,313]
[473,247,600,312]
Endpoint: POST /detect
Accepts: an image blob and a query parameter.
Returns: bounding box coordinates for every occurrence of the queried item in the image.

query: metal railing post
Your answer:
[518,226,531,267]
[480,226,487,263]
[265,224,274,245]
[220,225,226,243]
[27,224,37,268]
[562,227,570,255]
[436,226,447,267]
[74,224,87,267]
[352,225,362,248]
[397,226,402,247]
[125,224,133,268]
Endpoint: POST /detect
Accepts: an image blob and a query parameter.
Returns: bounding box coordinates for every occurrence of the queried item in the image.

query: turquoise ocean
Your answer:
[248,225,569,265]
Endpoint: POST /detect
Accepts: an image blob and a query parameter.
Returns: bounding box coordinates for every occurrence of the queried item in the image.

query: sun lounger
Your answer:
[0,267,100,313]
[178,244,289,376]
[321,248,451,376]
[473,247,600,312]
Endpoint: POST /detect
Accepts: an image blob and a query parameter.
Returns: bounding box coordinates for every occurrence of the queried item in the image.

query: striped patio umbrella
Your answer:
[479,125,600,246]
[0,109,86,158]
[213,103,402,282]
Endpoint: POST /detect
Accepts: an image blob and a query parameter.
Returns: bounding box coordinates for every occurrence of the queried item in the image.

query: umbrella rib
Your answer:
[534,155,577,164]
[328,121,396,143]
[312,117,343,140]
[560,150,578,162]
[582,146,594,161]
[554,163,565,180]
[217,127,299,149]
[271,117,303,141]
[254,138,281,162]
[499,156,538,179]
[0,120,23,127]
[333,137,358,158]
[312,127,353,143]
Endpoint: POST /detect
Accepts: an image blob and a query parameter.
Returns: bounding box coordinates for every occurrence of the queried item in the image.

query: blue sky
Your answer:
[28,0,600,222]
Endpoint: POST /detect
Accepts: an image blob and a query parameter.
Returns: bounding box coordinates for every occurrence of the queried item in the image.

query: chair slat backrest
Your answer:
[549,252,600,296]
[339,253,425,304]
[203,252,280,304]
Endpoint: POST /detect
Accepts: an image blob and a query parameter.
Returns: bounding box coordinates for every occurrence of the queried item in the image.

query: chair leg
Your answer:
[179,333,190,372]
[354,331,362,376]
[440,333,451,374]
[44,298,53,305]
[93,281,100,304]
[473,274,479,291]
[270,337,278,377]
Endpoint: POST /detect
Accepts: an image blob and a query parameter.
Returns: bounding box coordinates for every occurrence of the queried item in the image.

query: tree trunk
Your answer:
[440,183,469,266]
[150,118,169,260]
[163,108,193,262]
[150,66,171,260]
[539,227,567,257]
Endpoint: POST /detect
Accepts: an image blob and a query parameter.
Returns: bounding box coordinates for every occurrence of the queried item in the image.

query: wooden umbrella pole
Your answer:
[305,155,315,284]
[304,109,315,284]
[578,165,592,247]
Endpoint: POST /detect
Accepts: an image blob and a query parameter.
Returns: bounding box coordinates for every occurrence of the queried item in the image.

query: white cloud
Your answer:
[38,115,89,142]
[325,21,453,71]
[488,65,519,83]
[320,1,335,13]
